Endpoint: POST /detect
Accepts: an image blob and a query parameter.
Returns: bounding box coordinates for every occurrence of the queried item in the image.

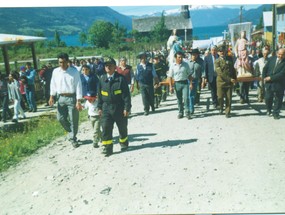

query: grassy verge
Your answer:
[0,89,139,173]
[0,110,88,173]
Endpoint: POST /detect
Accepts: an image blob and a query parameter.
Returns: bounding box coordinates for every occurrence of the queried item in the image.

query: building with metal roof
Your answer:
[132,6,192,41]
[0,34,46,75]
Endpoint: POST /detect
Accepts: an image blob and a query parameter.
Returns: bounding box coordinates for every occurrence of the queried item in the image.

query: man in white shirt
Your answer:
[49,53,83,148]
[254,48,269,102]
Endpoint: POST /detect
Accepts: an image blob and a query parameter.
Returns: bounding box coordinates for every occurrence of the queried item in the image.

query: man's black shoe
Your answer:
[219,109,223,115]
[266,111,272,117]
[102,145,113,156]
[120,142,129,151]
[177,113,183,119]
[93,142,99,148]
[273,115,280,120]
[70,139,79,148]
[144,111,149,116]
[12,119,18,123]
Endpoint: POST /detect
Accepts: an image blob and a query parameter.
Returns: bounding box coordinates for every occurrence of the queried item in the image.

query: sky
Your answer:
[109,5,262,16]
[0,0,279,8]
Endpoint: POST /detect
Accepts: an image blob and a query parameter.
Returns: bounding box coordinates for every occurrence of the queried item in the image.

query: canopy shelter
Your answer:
[192,36,224,50]
[0,34,46,75]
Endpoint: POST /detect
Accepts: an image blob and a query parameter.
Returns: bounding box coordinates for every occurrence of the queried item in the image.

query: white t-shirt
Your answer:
[84,99,99,116]
[50,66,82,100]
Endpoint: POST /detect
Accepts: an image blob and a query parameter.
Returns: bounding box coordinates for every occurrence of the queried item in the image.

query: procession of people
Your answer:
[1,29,285,157]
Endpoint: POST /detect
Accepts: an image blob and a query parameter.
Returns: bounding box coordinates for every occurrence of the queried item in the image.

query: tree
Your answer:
[256,14,263,30]
[112,20,127,45]
[88,21,114,48]
[54,30,61,47]
[79,32,87,46]
[151,11,169,42]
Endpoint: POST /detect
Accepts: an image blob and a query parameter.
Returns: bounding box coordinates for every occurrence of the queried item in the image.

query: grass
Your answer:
[0,110,88,173]
[0,87,139,173]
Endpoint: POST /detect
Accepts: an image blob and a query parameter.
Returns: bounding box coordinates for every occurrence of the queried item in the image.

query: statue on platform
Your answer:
[167,29,178,52]
[167,29,184,67]
[234,30,253,77]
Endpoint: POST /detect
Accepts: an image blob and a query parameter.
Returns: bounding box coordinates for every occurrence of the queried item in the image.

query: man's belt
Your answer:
[175,80,188,84]
[59,93,75,97]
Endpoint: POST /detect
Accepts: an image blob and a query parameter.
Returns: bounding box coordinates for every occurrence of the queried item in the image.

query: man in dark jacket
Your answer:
[97,57,131,156]
[204,46,219,108]
[136,52,159,116]
[263,48,285,119]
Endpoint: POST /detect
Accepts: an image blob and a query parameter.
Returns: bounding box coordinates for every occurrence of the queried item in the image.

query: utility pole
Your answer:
[272,4,276,55]
[240,6,243,23]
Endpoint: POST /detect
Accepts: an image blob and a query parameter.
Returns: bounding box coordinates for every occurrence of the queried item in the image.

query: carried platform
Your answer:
[236,76,262,82]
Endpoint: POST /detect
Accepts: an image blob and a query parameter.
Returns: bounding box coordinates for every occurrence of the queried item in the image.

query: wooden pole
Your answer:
[272,4,276,55]
[30,43,38,70]
[1,45,10,76]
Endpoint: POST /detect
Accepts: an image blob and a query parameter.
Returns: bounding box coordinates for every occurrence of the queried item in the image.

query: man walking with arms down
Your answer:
[98,57,131,157]
[215,44,237,118]
[204,45,219,108]
[49,53,83,148]
[168,51,192,119]
[263,48,285,120]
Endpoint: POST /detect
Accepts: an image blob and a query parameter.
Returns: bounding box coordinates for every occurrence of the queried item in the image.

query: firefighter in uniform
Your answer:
[153,54,169,107]
[98,57,131,156]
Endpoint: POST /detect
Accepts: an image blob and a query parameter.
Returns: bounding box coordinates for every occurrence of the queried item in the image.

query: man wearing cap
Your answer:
[168,51,192,119]
[98,57,131,156]
[49,53,83,148]
[136,52,159,115]
[153,54,169,106]
[215,44,237,118]
[188,48,204,115]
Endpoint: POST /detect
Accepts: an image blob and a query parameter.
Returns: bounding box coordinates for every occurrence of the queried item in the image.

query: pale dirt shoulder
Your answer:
[1,89,285,215]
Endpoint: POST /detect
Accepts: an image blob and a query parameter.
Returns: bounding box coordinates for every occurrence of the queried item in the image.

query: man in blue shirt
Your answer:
[24,62,37,112]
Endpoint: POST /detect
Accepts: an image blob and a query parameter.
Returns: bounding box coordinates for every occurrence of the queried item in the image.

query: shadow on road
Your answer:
[113,135,198,155]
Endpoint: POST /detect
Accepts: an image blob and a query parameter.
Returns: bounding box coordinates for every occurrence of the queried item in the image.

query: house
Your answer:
[263,11,273,44]
[132,5,193,41]
[276,4,285,47]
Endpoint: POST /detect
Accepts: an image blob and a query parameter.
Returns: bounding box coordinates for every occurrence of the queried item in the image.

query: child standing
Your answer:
[83,95,101,148]
[8,72,26,122]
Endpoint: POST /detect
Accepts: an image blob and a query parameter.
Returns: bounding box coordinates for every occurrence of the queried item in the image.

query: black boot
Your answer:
[102,144,113,156]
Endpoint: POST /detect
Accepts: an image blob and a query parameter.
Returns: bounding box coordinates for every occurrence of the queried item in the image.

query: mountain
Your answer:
[0,7,132,37]
[227,4,272,25]
[131,5,271,28]
[132,6,240,27]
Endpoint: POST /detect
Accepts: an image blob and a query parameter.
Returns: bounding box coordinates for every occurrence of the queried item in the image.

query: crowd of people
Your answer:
[1,30,285,156]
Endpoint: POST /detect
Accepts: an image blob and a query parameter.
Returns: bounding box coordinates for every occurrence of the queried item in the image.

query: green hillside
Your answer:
[0,7,132,36]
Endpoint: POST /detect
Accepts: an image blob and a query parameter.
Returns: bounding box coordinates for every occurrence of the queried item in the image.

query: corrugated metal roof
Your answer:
[0,34,46,46]
[263,11,272,27]
[132,15,192,32]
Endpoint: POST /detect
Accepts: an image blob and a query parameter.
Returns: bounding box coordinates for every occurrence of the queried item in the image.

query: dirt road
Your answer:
[1,89,285,215]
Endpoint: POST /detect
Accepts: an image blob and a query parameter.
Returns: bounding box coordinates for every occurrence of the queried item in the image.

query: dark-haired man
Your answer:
[215,44,237,118]
[98,57,131,156]
[168,51,192,119]
[49,53,83,148]
[136,52,159,116]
